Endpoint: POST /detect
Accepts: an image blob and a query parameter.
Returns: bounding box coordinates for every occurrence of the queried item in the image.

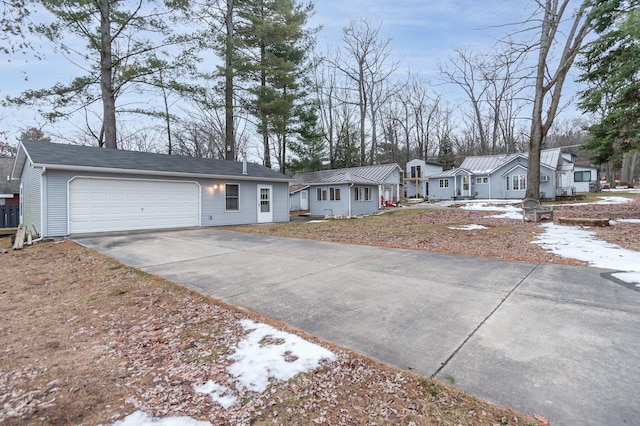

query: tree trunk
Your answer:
[224,0,235,161]
[98,0,117,149]
[526,0,589,200]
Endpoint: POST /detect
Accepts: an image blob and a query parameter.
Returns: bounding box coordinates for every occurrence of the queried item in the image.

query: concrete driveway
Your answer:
[75,228,640,426]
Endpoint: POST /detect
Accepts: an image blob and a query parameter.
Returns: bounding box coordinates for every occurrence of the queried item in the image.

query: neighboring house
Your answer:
[0,157,20,205]
[403,159,443,198]
[294,163,402,217]
[573,162,600,193]
[12,141,292,237]
[427,148,578,200]
[1,157,20,228]
[289,184,310,211]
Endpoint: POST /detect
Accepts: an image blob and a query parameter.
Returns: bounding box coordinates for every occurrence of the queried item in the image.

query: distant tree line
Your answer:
[1,0,638,190]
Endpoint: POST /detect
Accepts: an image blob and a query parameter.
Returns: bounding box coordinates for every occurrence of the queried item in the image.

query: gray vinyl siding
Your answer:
[38,170,289,236]
[20,160,42,234]
[43,172,70,236]
[201,180,289,226]
[428,178,455,200]
[351,185,379,216]
[309,184,350,216]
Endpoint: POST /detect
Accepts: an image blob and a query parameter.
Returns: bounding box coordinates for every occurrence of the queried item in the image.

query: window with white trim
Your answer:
[512,175,526,191]
[225,184,239,211]
[355,187,372,201]
[476,177,488,184]
[317,186,340,201]
[574,171,591,182]
[439,179,449,188]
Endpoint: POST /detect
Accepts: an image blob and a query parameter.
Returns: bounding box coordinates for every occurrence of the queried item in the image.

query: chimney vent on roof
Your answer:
[242,152,247,175]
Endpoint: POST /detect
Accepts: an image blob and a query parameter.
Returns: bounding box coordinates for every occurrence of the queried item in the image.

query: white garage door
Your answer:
[69,178,200,234]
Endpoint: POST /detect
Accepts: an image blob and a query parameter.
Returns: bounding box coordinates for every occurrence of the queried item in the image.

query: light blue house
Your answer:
[404,159,443,198]
[12,141,292,237]
[293,164,402,217]
[427,148,575,200]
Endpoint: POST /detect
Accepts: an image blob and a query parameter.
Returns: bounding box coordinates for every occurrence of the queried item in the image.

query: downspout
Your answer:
[40,166,46,238]
[488,176,492,200]
[348,183,354,216]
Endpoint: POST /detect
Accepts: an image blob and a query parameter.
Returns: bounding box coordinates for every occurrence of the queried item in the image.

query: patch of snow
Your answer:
[307,220,328,223]
[485,211,523,220]
[603,188,640,194]
[611,219,640,225]
[448,224,488,231]
[229,319,336,393]
[534,222,640,285]
[193,380,237,409]
[113,411,211,426]
[556,196,634,207]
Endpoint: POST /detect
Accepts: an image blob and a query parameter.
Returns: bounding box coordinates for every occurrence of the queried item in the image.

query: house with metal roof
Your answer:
[427,148,576,200]
[293,163,402,217]
[11,141,292,237]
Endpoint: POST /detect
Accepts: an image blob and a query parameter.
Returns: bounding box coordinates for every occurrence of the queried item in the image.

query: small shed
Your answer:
[289,184,310,211]
[12,141,292,237]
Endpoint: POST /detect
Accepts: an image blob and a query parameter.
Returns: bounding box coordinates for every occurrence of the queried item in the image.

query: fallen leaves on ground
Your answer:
[228,197,640,267]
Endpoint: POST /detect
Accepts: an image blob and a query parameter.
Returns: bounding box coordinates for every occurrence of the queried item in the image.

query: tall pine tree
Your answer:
[578,0,640,164]
[235,0,315,172]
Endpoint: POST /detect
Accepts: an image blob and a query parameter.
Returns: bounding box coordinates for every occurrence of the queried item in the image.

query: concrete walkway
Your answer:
[75,228,640,426]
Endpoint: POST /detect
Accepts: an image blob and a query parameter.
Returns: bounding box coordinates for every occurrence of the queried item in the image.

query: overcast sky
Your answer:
[1,0,586,146]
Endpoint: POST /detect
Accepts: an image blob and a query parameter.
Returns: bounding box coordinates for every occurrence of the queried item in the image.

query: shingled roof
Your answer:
[0,157,20,195]
[14,141,291,182]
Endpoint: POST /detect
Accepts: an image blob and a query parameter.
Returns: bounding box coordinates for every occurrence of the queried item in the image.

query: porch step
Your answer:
[558,217,610,227]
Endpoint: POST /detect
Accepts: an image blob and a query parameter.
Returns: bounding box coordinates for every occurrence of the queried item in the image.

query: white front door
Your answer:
[257,185,273,223]
[300,190,308,210]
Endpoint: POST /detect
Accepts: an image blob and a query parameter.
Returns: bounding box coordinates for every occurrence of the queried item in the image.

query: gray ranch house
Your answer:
[12,141,291,237]
[403,159,443,198]
[427,148,582,200]
[293,163,402,217]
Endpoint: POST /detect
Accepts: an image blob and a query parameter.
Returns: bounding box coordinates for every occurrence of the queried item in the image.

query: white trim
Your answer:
[257,184,273,223]
[33,163,291,183]
[224,183,241,213]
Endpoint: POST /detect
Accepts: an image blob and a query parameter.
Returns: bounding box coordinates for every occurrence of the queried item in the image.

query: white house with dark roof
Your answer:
[427,148,579,200]
[12,141,292,237]
[293,163,402,217]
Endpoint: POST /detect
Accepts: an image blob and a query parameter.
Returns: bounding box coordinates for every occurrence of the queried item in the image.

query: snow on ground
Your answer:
[448,224,488,230]
[114,320,336,426]
[441,197,640,284]
[611,219,640,224]
[555,196,634,206]
[603,187,640,194]
[113,411,211,426]
[534,223,640,286]
[442,200,524,219]
[227,319,336,393]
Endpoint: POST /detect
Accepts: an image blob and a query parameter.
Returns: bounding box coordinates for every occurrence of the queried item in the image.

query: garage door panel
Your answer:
[69,178,200,234]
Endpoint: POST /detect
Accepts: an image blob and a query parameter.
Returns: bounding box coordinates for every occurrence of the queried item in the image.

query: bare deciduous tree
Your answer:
[526,0,591,199]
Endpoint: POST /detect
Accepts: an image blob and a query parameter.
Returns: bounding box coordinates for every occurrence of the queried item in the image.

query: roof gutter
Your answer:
[34,163,293,182]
